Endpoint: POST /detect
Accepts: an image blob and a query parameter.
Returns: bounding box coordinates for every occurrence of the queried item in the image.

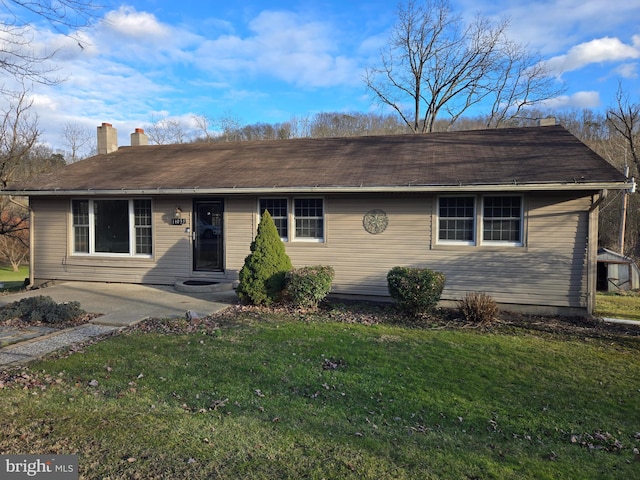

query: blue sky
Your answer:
[7,0,640,149]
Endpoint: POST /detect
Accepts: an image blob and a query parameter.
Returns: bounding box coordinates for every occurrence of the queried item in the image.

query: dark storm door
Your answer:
[193,199,224,272]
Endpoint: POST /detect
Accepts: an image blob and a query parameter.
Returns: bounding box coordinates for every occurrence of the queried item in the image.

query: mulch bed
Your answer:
[124,300,640,344]
[0,313,100,330]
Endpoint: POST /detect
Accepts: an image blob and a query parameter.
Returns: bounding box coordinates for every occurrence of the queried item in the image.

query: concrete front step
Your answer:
[174,279,235,294]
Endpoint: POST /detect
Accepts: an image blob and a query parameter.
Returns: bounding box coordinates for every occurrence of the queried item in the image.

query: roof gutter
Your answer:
[0,181,632,196]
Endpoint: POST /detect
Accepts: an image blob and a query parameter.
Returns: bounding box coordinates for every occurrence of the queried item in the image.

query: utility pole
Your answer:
[619,164,629,255]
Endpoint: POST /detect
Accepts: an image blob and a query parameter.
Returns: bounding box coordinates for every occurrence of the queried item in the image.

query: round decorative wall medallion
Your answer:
[363,209,388,234]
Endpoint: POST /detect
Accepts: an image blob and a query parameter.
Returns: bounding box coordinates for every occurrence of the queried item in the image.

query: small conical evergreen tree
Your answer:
[237,210,293,305]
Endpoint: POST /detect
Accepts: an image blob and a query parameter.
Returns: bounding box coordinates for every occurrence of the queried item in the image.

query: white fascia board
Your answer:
[0,181,631,196]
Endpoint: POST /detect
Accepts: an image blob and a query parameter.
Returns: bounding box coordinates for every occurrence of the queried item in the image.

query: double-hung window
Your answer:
[482,196,522,245]
[294,198,324,241]
[259,198,289,240]
[437,195,523,246]
[258,197,325,242]
[72,199,153,255]
[438,196,475,245]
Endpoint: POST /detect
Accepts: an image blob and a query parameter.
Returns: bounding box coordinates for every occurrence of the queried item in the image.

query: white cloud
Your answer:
[30,94,59,112]
[545,37,640,75]
[195,10,361,88]
[5,1,636,149]
[612,63,638,79]
[102,6,171,40]
[541,91,601,109]
[457,0,640,55]
[86,6,202,67]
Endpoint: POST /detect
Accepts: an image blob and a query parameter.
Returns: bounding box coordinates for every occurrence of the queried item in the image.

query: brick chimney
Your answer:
[131,128,148,146]
[538,116,557,127]
[97,122,118,154]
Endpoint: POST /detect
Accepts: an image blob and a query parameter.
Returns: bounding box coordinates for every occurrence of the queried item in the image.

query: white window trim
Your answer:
[436,195,477,246]
[480,194,524,247]
[258,197,289,242]
[435,194,525,247]
[257,197,326,243]
[71,198,153,257]
[292,197,325,243]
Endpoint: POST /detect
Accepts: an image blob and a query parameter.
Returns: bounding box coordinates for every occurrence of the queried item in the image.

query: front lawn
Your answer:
[595,291,640,320]
[1,305,639,479]
[0,265,28,293]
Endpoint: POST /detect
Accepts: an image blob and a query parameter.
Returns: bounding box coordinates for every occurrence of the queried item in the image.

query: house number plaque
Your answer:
[363,209,388,234]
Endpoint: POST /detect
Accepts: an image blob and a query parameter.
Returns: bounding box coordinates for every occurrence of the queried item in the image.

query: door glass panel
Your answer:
[193,200,223,271]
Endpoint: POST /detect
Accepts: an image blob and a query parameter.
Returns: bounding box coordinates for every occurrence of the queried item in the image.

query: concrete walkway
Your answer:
[0,281,238,366]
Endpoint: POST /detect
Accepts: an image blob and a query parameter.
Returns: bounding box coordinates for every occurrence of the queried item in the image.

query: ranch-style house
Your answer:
[1,122,631,315]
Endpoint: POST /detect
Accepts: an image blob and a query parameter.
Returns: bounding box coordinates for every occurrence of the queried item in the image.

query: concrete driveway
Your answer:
[0,281,238,365]
[0,281,238,327]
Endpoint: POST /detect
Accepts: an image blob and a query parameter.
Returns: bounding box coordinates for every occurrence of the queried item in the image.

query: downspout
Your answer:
[587,190,608,315]
[8,195,33,288]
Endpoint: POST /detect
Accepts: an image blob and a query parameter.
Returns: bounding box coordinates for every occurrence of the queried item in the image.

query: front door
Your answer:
[193,199,224,272]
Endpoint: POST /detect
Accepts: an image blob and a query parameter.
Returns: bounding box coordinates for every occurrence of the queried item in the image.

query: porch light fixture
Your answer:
[172,207,186,225]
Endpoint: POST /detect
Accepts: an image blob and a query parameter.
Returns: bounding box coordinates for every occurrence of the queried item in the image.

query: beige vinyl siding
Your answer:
[31,196,194,284]
[30,190,594,312]
[283,195,432,295]
[31,197,68,282]
[224,197,255,278]
[264,192,592,311]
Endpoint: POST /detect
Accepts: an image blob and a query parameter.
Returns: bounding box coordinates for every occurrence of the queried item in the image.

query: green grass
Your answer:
[1,311,639,479]
[595,291,640,320]
[0,265,28,292]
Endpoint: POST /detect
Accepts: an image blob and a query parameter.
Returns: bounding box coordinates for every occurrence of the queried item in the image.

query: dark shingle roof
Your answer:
[6,125,627,194]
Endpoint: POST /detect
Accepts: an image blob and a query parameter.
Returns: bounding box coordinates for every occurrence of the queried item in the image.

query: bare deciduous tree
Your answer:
[607,83,640,173]
[365,0,561,133]
[310,112,408,137]
[62,122,94,162]
[287,115,312,139]
[484,40,566,128]
[1,0,100,85]
[192,113,214,142]
[0,209,28,271]
[0,88,40,188]
[214,112,243,142]
[144,116,191,145]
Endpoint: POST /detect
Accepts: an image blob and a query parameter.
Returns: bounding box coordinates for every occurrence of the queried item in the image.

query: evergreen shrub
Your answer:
[387,266,445,316]
[237,210,293,305]
[286,265,335,309]
[0,295,85,324]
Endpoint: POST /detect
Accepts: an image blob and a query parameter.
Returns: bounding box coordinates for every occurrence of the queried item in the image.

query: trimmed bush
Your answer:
[457,292,499,325]
[237,210,293,305]
[0,295,85,324]
[387,266,445,316]
[286,265,335,309]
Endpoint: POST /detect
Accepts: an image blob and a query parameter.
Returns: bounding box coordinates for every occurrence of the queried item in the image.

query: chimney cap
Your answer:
[134,128,145,133]
[101,122,113,127]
